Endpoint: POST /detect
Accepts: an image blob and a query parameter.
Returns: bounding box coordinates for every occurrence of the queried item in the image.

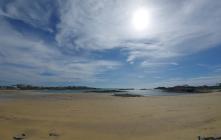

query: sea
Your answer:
[26,89,189,96]
[0,89,194,100]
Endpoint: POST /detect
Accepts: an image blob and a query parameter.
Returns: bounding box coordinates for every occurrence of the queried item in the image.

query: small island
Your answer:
[155,83,221,93]
[113,93,143,97]
[0,84,97,90]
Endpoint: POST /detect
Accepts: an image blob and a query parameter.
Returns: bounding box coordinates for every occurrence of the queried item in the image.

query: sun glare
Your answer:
[131,8,151,32]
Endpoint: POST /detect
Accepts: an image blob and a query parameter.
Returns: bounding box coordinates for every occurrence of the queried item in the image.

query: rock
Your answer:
[113,93,143,97]
[21,133,26,137]
[13,133,26,140]
[13,137,24,140]
[49,132,59,137]
[198,136,221,140]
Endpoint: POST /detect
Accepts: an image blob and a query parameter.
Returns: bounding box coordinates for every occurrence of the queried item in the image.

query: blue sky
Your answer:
[0,0,221,88]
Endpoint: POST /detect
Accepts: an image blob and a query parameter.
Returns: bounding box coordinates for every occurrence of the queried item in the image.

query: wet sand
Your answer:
[0,90,221,140]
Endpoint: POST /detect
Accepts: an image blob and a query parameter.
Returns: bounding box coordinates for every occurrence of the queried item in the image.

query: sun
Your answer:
[131,8,151,32]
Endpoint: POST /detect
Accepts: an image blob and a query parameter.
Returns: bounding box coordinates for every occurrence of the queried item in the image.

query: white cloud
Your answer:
[0,0,221,86]
[0,18,121,84]
[56,0,221,65]
[0,0,56,31]
[141,61,178,68]
[2,0,221,65]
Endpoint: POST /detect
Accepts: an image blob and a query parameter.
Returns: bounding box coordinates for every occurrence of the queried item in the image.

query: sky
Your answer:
[0,0,221,88]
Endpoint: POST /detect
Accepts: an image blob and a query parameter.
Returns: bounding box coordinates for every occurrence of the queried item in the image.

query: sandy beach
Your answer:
[0,90,221,140]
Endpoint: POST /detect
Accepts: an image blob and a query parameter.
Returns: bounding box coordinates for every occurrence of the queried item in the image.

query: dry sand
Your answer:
[0,90,221,140]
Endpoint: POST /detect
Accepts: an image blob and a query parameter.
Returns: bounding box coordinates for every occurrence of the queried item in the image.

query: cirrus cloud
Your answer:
[0,0,221,87]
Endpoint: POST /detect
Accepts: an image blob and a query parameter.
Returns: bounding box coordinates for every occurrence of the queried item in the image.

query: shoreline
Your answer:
[0,89,218,98]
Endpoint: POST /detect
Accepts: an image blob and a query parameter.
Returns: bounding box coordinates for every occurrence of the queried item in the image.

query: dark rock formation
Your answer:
[113,93,143,97]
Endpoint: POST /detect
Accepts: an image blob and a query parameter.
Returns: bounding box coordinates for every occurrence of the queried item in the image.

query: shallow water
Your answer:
[0,89,197,99]
[125,89,189,96]
[40,89,89,94]
[34,89,189,96]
